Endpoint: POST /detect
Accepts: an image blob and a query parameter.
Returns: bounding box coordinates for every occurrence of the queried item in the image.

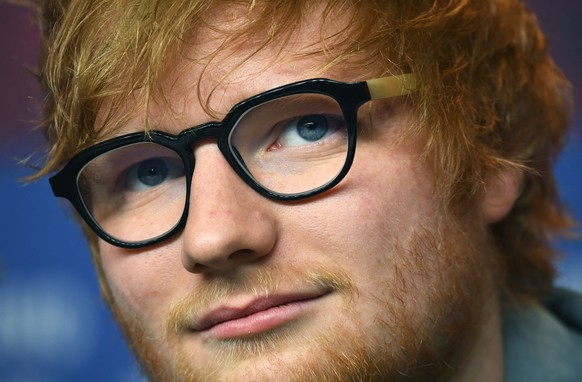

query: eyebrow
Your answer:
[96,73,417,143]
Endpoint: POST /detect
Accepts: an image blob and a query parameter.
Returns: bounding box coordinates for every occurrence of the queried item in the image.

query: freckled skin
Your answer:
[96,12,505,382]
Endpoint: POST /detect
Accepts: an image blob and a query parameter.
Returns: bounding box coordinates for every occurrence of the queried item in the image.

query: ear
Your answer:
[480,169,522,224]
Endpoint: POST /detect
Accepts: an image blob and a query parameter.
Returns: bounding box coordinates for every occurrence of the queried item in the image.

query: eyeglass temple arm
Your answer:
[366,73,416,100]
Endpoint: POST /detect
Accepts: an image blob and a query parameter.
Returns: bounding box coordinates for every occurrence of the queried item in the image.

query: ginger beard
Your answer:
[99,213,495,382]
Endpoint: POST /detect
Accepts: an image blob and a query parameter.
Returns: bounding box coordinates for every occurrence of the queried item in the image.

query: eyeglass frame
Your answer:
[49,73,416,249]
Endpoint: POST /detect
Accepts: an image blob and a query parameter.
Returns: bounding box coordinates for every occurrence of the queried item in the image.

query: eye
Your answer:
[124,157,185,191]
[273,114,344,148]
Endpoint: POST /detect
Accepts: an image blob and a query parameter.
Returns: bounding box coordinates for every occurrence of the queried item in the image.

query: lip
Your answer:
[191,292,329,339]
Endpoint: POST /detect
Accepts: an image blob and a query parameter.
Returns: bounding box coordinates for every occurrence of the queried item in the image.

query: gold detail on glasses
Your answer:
[366,74,416,100]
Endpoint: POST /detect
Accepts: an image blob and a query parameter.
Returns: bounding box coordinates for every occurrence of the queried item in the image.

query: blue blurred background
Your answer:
[1,1,580,381]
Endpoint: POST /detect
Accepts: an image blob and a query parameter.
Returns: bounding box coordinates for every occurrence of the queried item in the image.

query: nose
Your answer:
[180,143,277,274]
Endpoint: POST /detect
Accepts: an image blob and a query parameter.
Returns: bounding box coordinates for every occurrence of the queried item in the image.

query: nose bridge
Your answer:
[180,143,277,273]
[180,121,235,185]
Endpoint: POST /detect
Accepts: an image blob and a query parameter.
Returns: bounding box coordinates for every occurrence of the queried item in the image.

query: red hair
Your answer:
[31,0,574,299]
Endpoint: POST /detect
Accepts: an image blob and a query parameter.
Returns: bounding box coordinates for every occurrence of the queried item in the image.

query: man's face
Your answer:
[95,11,495,382]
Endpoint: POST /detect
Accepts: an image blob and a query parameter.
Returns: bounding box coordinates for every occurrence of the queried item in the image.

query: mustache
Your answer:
[165,262,357,337]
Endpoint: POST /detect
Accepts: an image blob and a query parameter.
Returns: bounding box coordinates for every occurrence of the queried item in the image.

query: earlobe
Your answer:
[481,169,523,224]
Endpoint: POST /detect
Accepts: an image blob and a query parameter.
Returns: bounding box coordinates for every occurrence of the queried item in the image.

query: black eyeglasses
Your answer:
[50,74,416,248]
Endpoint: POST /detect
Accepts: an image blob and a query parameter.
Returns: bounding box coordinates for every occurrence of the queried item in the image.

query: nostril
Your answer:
[227,249,267,264]
[181,247,266,274]
[183,260,213,274]
[181,253,209,274]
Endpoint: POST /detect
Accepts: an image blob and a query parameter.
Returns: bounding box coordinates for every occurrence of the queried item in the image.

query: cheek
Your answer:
[98,241,185,326]
[271,144,445,345]
[281,137,438,287]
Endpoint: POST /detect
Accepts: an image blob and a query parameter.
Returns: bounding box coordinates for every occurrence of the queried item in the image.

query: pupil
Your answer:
[297,115,329,141]
[137,158,168,186]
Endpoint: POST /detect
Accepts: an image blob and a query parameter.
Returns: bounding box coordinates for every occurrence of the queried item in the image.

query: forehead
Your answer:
[162,7,359,110]
[99,3,378,137]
